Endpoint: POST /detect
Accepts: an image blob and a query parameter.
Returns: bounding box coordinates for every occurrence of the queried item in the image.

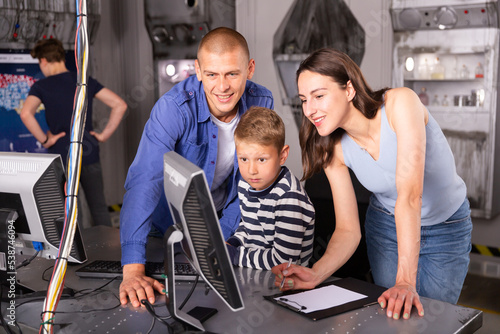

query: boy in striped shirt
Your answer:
[226,106,315,270]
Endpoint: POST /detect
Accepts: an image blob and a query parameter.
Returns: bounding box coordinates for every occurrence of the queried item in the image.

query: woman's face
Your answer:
[298,70,351,137]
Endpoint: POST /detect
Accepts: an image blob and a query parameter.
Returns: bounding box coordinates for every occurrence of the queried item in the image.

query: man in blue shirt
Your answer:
[119,27,274,307]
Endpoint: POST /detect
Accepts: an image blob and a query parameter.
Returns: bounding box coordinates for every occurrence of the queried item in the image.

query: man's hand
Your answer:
[119,263,165,307]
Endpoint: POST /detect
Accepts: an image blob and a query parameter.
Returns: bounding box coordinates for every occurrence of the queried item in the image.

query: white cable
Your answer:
[40,0,89,332]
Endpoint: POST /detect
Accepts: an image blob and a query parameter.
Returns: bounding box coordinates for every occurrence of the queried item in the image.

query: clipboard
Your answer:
[264,277,386,321]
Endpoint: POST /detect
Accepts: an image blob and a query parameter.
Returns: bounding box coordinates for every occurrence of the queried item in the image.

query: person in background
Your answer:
[20,38,128,227]
[119,27,274,308]
[226,106,315,270]
[273,48,472,320]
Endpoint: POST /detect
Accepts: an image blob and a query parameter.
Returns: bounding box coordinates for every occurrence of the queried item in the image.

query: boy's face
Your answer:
[236,140,289,191]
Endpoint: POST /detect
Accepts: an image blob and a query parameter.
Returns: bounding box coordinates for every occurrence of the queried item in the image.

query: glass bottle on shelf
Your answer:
[418,58,430,79]
[431,57,445,79]
[459,64,469,79]
[431,94,440,106]
[475,62,484,78]
[471,90,479,107]
[418,87,429,106]
[452,56,459,79]
[442,94,449,106]
[474,88,485,107]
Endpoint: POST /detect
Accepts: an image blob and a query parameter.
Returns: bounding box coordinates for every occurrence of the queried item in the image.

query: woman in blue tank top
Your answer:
[272,49,472,321]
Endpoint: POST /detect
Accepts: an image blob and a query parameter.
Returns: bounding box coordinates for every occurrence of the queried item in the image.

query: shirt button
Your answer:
[211,161,215,165]
[212,134,216,139]
[189,91,193,95]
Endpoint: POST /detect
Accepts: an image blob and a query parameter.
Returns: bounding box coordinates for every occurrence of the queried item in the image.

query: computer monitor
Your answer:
[0,152,87,269]
[163,151,244,332]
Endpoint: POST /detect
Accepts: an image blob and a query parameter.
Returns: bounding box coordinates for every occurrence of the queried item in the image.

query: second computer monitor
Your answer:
[163,151,244,330]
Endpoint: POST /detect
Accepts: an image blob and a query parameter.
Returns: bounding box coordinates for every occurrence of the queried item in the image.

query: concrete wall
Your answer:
[90,0,155,212]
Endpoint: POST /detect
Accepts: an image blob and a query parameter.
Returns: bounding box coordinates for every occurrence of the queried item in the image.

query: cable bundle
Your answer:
[40,0,89,332]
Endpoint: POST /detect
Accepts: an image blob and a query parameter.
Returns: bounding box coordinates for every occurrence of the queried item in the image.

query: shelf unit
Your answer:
[393,29,500,219]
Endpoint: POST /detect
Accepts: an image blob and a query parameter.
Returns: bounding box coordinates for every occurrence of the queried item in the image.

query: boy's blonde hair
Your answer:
[234,106,285,152]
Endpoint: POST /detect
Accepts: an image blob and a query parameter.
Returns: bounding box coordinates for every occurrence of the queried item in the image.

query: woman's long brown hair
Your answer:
[297,48,389,180]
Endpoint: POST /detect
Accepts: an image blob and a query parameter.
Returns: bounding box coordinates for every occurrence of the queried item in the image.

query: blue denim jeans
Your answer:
[365,195,472,304]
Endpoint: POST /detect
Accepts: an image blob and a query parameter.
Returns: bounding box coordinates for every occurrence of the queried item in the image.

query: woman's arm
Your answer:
[272,142,361,289]
[90,88,128,142]
[20,95,45,143]
[311,148,361,282]
[380,87,426,319]
[20,95,66,147]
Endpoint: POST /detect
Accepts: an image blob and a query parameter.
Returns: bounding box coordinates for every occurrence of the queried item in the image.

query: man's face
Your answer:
[195,47,255,122]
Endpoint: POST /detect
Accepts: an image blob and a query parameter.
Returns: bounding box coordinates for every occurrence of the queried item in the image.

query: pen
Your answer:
[280,258,293,290]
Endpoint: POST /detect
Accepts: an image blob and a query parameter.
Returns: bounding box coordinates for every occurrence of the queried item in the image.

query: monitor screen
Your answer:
[163,151,244,331]
[0,152,87,265]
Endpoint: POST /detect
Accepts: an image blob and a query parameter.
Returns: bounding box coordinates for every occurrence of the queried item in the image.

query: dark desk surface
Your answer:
[3,226,482,334]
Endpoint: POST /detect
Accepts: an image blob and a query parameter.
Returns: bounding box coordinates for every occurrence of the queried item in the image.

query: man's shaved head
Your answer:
[197,27,250,63]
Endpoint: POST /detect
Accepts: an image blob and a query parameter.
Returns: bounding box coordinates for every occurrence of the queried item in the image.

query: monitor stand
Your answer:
[163,225,205,331]
[163,225,217,333]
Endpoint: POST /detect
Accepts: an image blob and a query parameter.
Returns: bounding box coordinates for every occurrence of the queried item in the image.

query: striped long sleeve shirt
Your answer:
[228,166,315,270]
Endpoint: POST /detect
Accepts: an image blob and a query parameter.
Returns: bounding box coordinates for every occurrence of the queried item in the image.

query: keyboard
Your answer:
[75,260,198,281]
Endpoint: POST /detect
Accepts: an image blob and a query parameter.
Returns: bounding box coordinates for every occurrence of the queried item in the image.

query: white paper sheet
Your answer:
[274,284,367,314]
